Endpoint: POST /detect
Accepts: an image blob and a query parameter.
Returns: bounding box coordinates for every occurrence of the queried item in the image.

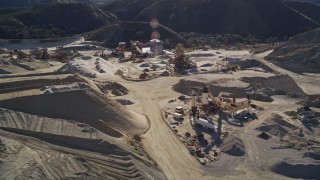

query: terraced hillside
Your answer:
[0,73,165,179]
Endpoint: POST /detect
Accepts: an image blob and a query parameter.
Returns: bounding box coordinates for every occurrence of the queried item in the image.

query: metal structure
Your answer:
[190,85,251,119]
[112,42,125,58]
[174,44,196,69]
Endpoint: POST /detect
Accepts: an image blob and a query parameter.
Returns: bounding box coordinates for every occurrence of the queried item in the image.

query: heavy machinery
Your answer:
[52,46,76,62]
[112,42,125,58]
[191,85,251,117]
[173,44,196,69]
[130,40,147,61]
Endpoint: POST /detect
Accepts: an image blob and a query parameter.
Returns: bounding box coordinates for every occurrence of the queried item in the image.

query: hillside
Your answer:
[0,0,114,7]
[86,21,189,48]
[0,0,76,7]
[287,0,320,4]
[0,3,116,39]
[104,0,319,38]
[267,28,320,73]
[285,1,320,24]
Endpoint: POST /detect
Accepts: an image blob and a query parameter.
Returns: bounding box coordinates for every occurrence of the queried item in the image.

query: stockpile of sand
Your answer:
[0,88,147,136]
[221,136,245,156]
[242,75,306,96]
[256,113,298,138]
[268,158,320,179]
[57,56,127,78]
[256,123,288,138]
[173,79,203,95]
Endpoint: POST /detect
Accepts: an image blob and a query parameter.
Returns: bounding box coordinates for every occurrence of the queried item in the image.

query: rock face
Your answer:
[267,28,320,73]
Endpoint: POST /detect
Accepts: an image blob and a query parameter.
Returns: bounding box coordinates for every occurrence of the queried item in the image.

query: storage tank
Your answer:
[202,85,209,105]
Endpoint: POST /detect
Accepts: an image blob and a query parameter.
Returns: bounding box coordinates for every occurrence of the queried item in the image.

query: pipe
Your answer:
[191,91,197,117]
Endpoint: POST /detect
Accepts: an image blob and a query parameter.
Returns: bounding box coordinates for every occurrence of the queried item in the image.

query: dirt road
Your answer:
[122,81,204,180]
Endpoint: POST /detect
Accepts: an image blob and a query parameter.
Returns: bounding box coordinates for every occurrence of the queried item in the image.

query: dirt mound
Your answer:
[0,89,147,136]
[268,113,297,130]
[255,123,288,138]
[257,132,271,140]
[57,56,126,78]
[241,75,305,96]
[173,79,203,95]
[268,158,320,179]
[256,113,298,138]
[221,136,245,156]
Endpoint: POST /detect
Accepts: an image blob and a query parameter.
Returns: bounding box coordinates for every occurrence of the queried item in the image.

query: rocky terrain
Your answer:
[267,27,320,73]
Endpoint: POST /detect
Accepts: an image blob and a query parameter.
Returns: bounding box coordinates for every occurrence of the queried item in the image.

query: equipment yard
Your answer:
[0,37,320,180]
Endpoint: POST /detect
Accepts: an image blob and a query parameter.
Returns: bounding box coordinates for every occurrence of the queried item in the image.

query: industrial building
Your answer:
[150,39,163,56]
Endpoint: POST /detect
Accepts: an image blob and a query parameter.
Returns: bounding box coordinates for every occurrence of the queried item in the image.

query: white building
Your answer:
[150,39,163,56]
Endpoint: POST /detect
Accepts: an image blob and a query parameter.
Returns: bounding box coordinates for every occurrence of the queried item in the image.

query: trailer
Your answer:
[195,118,214,129]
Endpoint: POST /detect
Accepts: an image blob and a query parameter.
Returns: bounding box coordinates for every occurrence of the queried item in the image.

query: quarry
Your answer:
[0,35,320,180]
